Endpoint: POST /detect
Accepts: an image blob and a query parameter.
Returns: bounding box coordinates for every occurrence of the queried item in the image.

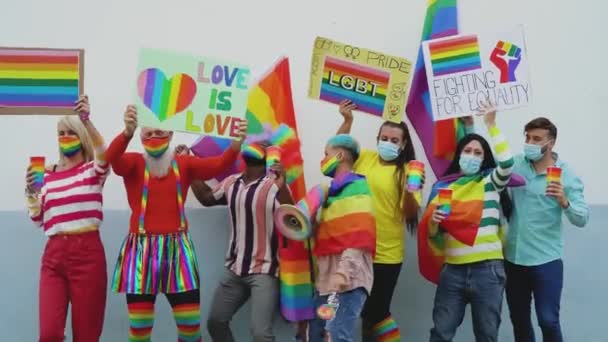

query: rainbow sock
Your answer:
[373,316,401,341]
[128,302,155,342]
[172,303,202,342]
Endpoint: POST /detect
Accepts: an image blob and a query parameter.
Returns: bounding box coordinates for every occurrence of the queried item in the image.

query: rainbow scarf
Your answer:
[139,160,185,234]
[59,135,82,157]
[189,58,314,322]
[143,137,170,158]
[314,172,376,257]
[406,0,464,177]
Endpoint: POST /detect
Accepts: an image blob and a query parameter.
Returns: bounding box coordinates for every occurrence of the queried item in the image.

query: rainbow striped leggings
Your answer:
[126,289,202,342]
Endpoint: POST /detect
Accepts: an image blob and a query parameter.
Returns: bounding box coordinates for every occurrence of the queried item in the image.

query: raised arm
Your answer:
[106,105,139,176]
[482,106,514,191]
[336,99,356,134]
[75,96,109,182]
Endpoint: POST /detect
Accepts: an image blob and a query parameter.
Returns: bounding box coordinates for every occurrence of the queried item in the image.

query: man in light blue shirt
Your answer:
[504,117,589,342]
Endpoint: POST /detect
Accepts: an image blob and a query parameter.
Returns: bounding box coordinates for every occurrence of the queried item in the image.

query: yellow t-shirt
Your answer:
[354,149,420,264]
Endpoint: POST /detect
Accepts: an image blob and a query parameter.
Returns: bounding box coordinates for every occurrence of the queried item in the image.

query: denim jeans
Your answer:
[505,259,564,342]
[309,287,368,342]
[430,260,506,342]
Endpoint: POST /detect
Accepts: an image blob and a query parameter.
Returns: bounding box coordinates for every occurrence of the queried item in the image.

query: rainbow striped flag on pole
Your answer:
[406,0,464,177]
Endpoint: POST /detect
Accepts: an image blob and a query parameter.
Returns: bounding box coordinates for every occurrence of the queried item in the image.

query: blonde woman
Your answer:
[25,96,111,342]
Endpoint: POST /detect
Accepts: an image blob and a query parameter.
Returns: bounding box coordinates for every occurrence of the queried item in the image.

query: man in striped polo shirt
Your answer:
[190,140,293,342]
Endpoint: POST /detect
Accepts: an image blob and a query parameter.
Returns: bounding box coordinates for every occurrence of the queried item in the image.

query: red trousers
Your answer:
[39,230,107,342]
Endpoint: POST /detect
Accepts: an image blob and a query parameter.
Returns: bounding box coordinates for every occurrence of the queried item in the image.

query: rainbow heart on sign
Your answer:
[137,68,197,122]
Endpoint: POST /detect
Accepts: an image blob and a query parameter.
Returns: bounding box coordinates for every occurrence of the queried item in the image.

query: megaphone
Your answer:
[274,184,328,241]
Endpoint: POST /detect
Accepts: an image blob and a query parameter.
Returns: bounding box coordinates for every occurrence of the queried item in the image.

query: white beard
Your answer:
[144,149,174,178]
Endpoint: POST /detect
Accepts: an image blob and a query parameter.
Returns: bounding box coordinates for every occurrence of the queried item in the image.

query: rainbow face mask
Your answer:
[59,136,82,157]
[320,154,340,178]
[143,136,170,158]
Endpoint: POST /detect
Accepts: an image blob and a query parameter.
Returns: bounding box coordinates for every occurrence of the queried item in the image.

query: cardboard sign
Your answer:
[308,37,413,122]
[135,48,251,138]
[422,26,531,121]
[0,47,84,115]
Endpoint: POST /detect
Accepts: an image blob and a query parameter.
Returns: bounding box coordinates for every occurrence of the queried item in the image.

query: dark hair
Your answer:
[525,117,557,139]
[444,134,513,220]
[377,121,419,233]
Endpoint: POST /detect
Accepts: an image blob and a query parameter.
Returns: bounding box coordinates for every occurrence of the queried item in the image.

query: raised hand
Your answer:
[74,95,90,121]
[338,99,356,121]
[123,105,138,137]
[174,144,190,156]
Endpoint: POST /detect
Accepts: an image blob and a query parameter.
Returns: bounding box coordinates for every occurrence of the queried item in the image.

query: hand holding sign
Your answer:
[490,41,522,83]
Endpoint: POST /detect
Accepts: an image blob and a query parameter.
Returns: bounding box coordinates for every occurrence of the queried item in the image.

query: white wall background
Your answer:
[1,0,606,210]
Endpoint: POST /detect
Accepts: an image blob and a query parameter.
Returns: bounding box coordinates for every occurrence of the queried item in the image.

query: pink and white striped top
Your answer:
[27,151,109,236]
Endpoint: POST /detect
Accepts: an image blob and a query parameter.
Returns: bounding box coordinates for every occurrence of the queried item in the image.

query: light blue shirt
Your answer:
[505,153,590,266]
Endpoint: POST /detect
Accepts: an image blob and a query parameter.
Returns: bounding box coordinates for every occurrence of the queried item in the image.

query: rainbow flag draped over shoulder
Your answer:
[417,173,485,284]
[190,57,315,321]
[406,0,465,176]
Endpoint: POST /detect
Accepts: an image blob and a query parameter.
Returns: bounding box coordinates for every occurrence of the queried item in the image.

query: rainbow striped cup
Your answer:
[407,160,425,192]
[438,188,453,215]
[547,166,562,184]
[266,146,281,170]
[30,156,45,191]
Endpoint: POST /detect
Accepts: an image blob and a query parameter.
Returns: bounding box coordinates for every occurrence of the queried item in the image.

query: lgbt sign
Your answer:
[422,26,531,121]
[0,47,84,115]
[135,48,251,138]
[308,37,413,123]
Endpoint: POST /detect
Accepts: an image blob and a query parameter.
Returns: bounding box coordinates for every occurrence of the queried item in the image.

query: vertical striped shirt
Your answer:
[26,146,109,236]
[212,174,280,277]
[445,126,514,264]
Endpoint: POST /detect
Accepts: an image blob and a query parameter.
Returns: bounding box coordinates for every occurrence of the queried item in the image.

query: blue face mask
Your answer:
[459,153,483,175]
[377,141,400,161]
[523,142,547,161]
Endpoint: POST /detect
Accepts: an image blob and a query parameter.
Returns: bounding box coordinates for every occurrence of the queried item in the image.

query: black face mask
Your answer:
[242,155,266,167]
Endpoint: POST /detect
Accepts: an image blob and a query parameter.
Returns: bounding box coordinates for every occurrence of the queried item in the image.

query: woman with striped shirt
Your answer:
[25,96,110,342]
[419,105,514,342]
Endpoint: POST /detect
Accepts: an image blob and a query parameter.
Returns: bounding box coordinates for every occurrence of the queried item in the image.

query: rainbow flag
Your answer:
[429,35,481,76]
[417,174,485,284]
[190,57,315,321]
[0,48,81,113]
[320,56,389,117]
[406,0,465,177]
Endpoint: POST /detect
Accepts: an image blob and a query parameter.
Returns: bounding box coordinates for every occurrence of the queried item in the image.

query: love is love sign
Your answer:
[135,48,251,138]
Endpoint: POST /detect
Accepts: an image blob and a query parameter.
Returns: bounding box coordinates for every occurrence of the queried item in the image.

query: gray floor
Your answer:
[0,206,605,341]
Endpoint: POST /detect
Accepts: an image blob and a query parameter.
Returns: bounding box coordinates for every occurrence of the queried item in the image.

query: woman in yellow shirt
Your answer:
[336,100,420,341]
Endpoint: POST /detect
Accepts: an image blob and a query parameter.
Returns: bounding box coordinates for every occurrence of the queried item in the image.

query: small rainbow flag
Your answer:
[320,56,389,117]
[429,35,481,76]
[0,47,82,114]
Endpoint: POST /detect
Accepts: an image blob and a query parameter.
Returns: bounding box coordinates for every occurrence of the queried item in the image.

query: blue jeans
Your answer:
[505,259,564,342]
[430,260,506,342]
[309,287,367,342]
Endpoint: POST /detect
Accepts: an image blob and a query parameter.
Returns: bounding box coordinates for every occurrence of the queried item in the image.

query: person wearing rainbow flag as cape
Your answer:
[307,134,376,342]
[418,104,515,342]
[106,105,246,342]
[187,127,295,342]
